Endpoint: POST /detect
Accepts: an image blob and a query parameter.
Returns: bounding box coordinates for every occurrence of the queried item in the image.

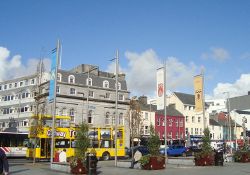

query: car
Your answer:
[186,145,202,156]
[126,146,149,158]
[160,145,187,156]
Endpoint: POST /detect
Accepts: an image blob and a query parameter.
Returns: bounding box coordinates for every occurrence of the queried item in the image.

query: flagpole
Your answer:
[163,61,167,165]
[50,40,60,167]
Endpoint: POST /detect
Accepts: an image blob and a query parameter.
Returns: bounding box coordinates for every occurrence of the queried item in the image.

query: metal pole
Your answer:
[164,61,167,165]
[227,93,232,153]
[50,40,60,166]
[114,50,119,167]
[234,110,237,150]
[87,70,90,123]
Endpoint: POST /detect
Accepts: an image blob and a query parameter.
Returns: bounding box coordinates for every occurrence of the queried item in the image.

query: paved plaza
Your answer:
[8,159,250,175]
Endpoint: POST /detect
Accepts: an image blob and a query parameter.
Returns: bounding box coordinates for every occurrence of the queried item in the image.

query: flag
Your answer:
[194,75,203,112]
[48,48,58,102]
[156,68,165,110]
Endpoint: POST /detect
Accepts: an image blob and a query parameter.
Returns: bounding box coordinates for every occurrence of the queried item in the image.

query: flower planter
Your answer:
[195,155,214,166]
[234,151,250,163]
[70,159,87,174]
[141,156,165,170]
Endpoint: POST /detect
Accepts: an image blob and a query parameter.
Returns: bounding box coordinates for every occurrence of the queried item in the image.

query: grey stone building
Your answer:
[0,64,131,147]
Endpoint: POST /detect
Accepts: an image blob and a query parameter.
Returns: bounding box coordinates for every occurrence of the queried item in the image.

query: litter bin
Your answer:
[215,151,224,166]
[86,153,98,175]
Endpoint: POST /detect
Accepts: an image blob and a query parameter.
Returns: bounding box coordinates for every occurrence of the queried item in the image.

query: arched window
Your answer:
[115,82,121,90]
[86,78,92,86]
[68,75,75,84]
[88,110,93,124]
[57,73,62,82]
[105,112,110,125]
[103,80,109,88]
[69,109,75,122]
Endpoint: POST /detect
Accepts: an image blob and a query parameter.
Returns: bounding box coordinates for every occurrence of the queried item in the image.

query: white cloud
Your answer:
[202,47,230,61]
[106,49,200,96]
[213,74,250,98]
[0,46,51,81]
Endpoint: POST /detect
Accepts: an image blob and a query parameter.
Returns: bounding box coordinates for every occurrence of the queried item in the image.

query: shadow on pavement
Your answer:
[10,169,30,174]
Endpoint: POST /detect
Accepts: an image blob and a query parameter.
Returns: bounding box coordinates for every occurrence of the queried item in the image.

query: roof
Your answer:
[156,106,184,117]
[235,110,250,115]
[174,92,195,105]
[209,119,221,126]
[230,95,250,111]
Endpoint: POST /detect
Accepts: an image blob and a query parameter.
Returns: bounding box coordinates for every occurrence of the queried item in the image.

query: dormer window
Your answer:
[57,73,62,82]
[68,75,75,84]
[86,78,92,86]
[103,80,109,88]
[115,82,121,90]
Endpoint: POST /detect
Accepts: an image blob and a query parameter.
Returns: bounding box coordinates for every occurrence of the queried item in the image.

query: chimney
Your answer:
[138,96,147,105]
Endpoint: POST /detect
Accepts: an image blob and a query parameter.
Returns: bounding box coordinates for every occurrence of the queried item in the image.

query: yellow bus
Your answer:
[26,115,125,161]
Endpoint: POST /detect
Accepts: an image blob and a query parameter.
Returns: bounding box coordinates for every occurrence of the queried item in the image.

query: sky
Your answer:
[0,0,250,99]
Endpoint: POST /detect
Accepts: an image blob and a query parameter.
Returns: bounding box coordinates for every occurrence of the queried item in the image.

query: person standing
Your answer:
[0,148,9,175]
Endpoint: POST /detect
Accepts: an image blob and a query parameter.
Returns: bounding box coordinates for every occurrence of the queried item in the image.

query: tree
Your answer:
[147,125,161,156]
[75,122,90,160]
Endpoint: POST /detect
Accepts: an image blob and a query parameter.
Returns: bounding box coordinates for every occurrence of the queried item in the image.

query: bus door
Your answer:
[40,138,51,158]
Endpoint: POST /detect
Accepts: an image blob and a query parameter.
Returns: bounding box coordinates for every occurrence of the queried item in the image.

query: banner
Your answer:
[48,48,57,102]
[194,75,203,112]
[156,68,165,110]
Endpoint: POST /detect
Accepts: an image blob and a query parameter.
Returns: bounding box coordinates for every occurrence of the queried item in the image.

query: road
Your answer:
[7,158,250,175]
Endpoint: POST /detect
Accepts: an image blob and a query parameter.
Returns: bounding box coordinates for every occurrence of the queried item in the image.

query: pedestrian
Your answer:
[0,148,9,175]
[59,149,67,163]
[130,150,142,169]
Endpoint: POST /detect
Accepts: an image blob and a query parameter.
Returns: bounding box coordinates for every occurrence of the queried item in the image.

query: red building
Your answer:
[155,107,185,144]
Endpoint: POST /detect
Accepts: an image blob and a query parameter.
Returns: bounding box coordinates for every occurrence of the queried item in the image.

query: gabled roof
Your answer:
[174,92,195,105]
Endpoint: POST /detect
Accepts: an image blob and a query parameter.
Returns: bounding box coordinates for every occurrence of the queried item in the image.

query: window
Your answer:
[118,94,124,101]
[70,88,76,95]
[119,113,123,125]
[105,93,110,99]
[103,80,109,88]
[19,81,23,87]
[198,117,201,123]
[192,116,195,123]
[175,119,178,127]
[14,83,17,88]
[179,119,183,127]
[176,132,179,139]
[195,128,198,135]
[89,91,94,98]
[168,132,172,139]
[86,78,92,86]
[69,109,75,122]
[88,110,93,124]
[30,79,35,85]
[4,84,7,90]
[168,119,172,126]
[105,112,110,125]
[56,86,60,94]
[9,84,12,89]
[191,128,193,135]
[0,85,1,91]
[157,118,160,126]
[185,128,189,135]
[25,80,28,85]
[145,112,148,121]
[145,126,149,135]
[186,116,189,123]
[200,128,202,135]
[62,108,67,116]
[57,73,62,82]
[68,75,75,84]
[162,118,165,126]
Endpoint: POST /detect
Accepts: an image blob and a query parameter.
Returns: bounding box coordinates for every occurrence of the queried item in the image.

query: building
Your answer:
[155,107,185,144]
[0,64,131,147]
[206,98,227,114]
[168,92,207,139]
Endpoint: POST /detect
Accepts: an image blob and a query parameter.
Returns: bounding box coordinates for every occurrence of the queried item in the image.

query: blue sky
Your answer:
[0,0,250,98]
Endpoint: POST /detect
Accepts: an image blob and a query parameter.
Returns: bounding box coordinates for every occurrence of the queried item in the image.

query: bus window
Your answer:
[55,139,70,148]
[71,140,76,148]
[100,140,111,148]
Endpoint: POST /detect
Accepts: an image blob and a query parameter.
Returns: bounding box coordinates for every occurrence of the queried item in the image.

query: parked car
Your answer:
[126,146,149,158]
[160,145,187,156]
[186,145,202,156]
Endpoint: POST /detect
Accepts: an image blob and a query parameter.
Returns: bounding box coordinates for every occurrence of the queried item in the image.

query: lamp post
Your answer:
[77,92,85,123]
[223,92,232,153]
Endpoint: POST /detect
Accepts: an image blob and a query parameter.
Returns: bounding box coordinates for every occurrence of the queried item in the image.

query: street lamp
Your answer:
[223,92,232,153]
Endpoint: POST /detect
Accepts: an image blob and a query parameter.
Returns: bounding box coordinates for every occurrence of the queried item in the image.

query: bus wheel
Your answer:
[102,152,110,161]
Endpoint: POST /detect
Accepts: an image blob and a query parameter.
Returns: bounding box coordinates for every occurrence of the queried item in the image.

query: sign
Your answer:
[48,49,58,102]
[194,75,203,112]
[156,68,165,110]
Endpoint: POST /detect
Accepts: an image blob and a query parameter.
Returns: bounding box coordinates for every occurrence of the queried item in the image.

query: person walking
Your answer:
[0,148,9,175]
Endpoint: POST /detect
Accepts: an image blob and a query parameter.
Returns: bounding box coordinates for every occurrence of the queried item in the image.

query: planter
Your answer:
[141,156,165,170]
[195,155,214,166]
[70,159,87,174]
[234,152,250,163]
